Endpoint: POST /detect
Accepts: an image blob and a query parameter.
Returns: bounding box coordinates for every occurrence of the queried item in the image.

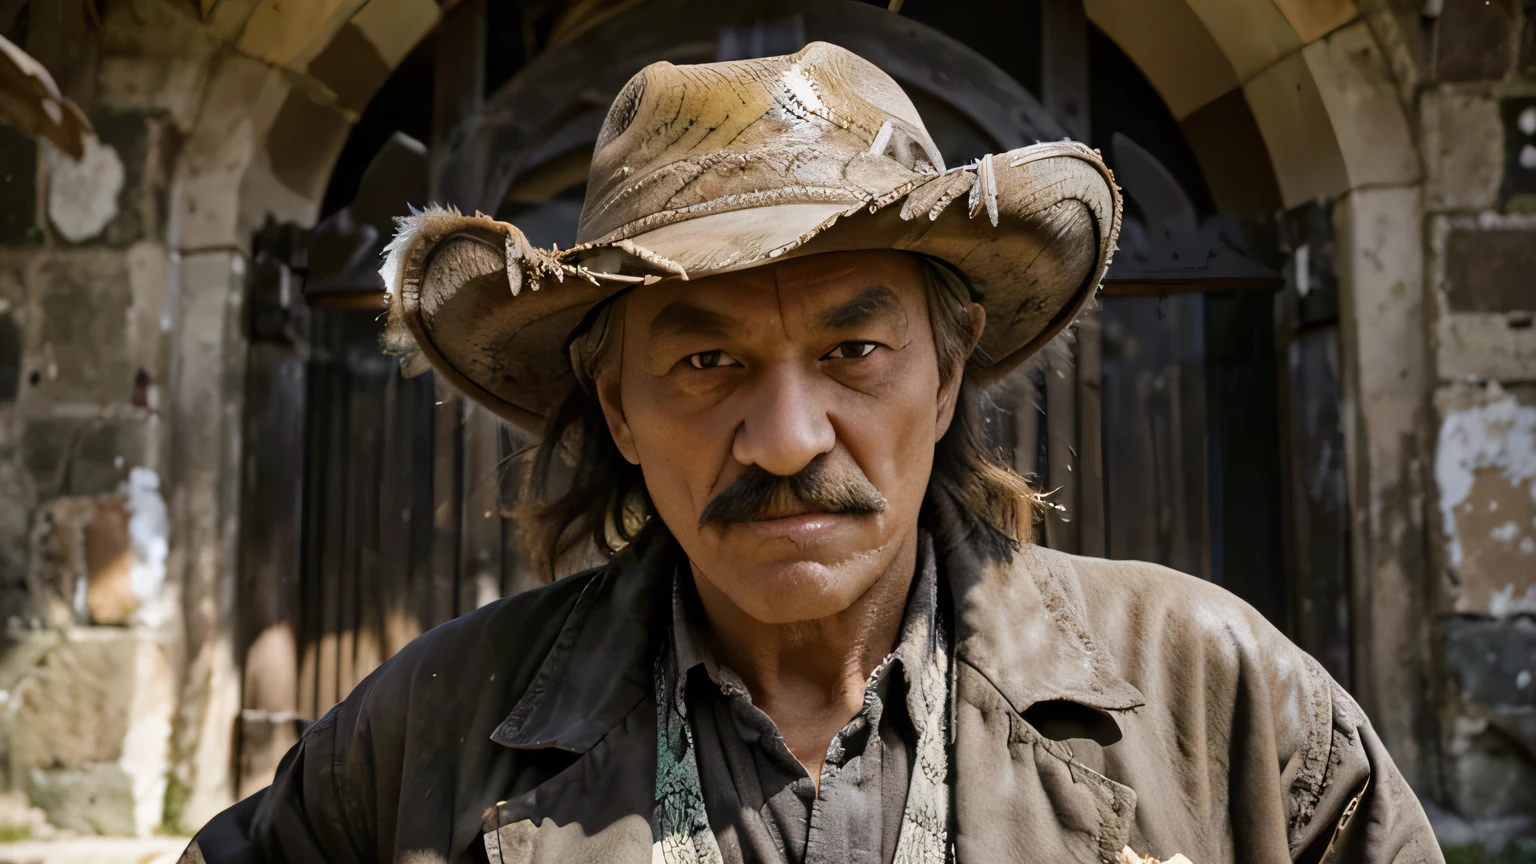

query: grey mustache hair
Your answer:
[697,454,889,527]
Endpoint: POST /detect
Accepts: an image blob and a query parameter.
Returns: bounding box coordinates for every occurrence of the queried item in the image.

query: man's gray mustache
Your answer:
[697,455,889,527]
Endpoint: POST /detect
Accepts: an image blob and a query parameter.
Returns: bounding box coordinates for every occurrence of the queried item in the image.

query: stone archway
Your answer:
[149,0,441,831]
[1088,0,1437,793]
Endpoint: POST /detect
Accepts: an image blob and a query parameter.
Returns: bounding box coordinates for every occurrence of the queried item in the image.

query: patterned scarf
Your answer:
[650,607,954,864]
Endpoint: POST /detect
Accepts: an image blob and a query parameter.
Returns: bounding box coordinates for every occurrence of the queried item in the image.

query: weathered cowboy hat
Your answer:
[381,41,1122,434]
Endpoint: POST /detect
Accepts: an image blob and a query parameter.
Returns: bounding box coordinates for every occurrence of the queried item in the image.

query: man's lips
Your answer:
[726,510,863,542]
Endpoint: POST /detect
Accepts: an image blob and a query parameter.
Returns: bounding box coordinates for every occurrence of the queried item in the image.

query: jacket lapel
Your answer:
[481,497,1150,864]
[932,491,1145,863]
[482,693,657,864]
[482,532,678,864]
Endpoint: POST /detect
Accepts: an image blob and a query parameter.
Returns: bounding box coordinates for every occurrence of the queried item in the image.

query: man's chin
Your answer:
[693,543,891,625]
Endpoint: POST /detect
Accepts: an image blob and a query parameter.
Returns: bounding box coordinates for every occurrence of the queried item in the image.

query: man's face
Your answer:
[595,250,967,624]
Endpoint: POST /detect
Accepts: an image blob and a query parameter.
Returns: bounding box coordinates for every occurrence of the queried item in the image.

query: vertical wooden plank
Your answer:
[236,341,306,796]
[378,373,421,657]
[1076,307,1106,557]
[350,335,389,686]
[315,314,348,715]
[1041,0,1090,554]
[460,401,504,612]
[408,376,437,634]
[1284,328,1352,686]
[1166,294,1210,579]
[1044,351,1079,553]
[296,315,331,723]
[1276,204,1351,685]
[1205,292,1285,623]
[337,357,363,698]
[427,0,485,621]
[431,383,463,624]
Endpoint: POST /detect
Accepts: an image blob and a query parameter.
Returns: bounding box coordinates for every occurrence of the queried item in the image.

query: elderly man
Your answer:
[183,42,1441,864]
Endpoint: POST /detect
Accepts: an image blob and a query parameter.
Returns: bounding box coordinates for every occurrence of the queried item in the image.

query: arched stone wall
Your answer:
[0,0,440,835]
[1089,0,1441,796]
[161,0,442,830]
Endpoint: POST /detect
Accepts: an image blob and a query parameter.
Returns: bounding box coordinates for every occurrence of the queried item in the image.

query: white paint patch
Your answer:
[1435,383,1536,568]
[1492,520,1521,542]
[118,640,175,837]
[1518,670,1532,690]
[1520,106,1536,136]
[45,136,126,243]
[122,468,169,625]
[1489,583,1536,617]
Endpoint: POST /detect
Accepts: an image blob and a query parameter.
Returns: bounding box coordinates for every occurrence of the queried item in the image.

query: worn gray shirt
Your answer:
[671,536,945,864]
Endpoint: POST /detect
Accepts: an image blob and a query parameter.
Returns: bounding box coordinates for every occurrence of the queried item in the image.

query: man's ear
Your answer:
[935,302,986,437]
[594,370,641,465]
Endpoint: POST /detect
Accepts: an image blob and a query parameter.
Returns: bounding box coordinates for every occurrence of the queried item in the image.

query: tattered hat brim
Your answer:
[381,140,1120,436]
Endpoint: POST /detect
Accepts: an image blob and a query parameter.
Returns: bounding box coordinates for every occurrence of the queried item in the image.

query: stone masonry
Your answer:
[0,0,1530,853]
[0,0,438,841]
[1416,0,1536,844]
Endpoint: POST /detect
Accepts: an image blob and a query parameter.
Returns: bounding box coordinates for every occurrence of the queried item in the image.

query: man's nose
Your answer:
[730,364,835,476]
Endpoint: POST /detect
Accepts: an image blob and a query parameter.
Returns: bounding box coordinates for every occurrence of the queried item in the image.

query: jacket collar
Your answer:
[927,488,1146,720]
[489,530,676,751]
[491,490,1144,754]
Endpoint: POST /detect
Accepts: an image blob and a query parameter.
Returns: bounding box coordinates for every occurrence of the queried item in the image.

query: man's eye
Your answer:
[823,341,879,360]
[687,350,739,369]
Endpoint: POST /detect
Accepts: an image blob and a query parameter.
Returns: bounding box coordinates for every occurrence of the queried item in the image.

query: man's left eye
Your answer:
[823,341,879,360]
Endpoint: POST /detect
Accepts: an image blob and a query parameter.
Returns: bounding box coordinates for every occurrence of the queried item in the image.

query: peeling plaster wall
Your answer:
[1415,0,1536,840]
[0,0,438,838]
[1435,383,1536,616]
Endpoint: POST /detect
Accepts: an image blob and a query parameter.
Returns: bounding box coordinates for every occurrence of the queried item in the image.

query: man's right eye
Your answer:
[687,351,739,369]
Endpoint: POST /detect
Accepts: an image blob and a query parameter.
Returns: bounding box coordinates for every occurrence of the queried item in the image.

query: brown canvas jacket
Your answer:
[182,494,1443,864]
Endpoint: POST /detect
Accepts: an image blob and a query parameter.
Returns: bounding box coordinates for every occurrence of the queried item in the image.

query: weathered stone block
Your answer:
[1434,382,1536,616]
[82,498,137,625]
[26,471,168,628]
[0,257,26,410]
[97,55,209,135]
[1423,85,1505,212]
[1441,617,1536,823]
[7,635,139,767]
[24,763,136,836]
[33,252,135,406]
[1443,721,1536,822]
[1434,0,1521,82]
[1444,618,1536,711]
[1,631,175,835]
[1304,21,1421,189]
[0,456,37,623]
[1430,214,1536,383]
[1444,228,1536,314]
[21,418,150,499]
[48,111,177,248]
[0,127,40,246]
[175,49,301,253]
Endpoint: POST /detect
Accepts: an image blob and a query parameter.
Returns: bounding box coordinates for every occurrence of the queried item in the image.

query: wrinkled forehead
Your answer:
[622,250,930,336]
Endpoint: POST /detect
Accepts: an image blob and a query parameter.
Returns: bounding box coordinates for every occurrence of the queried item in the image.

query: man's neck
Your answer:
[687,531,921,783]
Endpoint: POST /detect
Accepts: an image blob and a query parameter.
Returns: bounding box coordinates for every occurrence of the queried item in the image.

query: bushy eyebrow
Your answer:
[816,286,903,330]
[648,300,733,340]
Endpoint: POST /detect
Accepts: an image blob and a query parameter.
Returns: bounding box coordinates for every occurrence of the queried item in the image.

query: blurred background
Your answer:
[0,0,1530,861]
